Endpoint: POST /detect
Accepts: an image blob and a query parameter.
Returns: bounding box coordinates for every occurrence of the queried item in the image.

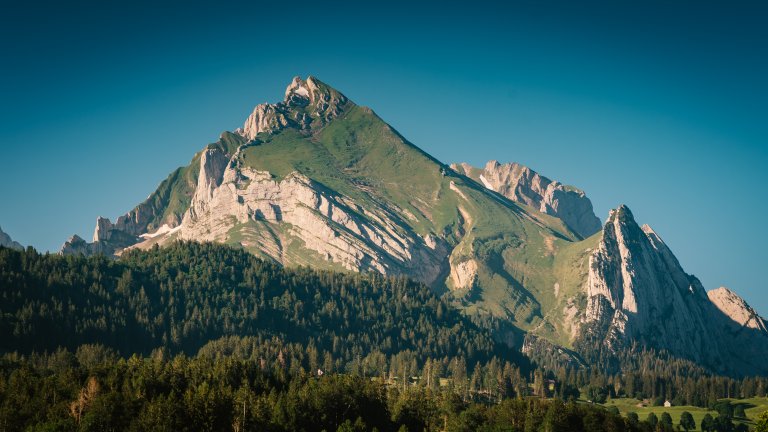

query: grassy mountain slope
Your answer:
[231,100,593,341]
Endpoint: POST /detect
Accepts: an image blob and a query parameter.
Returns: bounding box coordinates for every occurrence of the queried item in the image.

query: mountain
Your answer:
[59,76,768,376]
[576,206,768,375]
[451,161,602,239]
[0,226,23,250]
[62,76,581,329]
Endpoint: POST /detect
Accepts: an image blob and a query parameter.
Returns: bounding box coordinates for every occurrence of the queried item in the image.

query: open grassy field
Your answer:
[602,397,768,430]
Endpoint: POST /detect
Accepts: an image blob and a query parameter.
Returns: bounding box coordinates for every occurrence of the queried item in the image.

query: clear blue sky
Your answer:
[1,1,766,312]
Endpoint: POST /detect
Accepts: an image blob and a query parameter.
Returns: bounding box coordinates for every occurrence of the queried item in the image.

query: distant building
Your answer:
[664,400,672,407]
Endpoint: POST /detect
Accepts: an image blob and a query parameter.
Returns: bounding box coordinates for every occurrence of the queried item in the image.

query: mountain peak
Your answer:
[284,76,309,100]
[239,76,351,140]
[608,204,634,222]
[51,75,768,377]
[284,76,321,101]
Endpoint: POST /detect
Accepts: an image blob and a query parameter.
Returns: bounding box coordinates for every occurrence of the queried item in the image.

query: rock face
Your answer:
[578,205,768,375]
[67,76,452,287]
[0,226,23,250]
[59,133,244,256]
[581,206,713,359]
[59,77,350,257]
[708,287,768,333]
[104,75,582,312]
[168,146,450,286]
[60,216,141,256]
[237,76,350,140]
[451,161,601,238]
[707,287,768,372]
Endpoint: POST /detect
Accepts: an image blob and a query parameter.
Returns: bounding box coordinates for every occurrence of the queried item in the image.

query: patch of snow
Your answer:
[293,86,309,97]
[140,224,181,239]
[478,174,493,190]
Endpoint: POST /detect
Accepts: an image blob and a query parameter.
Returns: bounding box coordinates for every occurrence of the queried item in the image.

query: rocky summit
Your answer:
[451,161,602,239]
[58,76,768,376]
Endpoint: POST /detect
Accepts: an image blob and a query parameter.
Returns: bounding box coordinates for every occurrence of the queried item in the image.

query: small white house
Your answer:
[664,400,672,408]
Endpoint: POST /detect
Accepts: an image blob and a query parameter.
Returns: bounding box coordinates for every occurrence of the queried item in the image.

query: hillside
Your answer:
[0,241,533,377]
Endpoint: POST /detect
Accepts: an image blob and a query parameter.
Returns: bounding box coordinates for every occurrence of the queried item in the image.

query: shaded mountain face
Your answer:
[0,226,23,250]
[451,161,601,239]
[58,76,768,376]
[707,287,768,374]
[709,287,768,333]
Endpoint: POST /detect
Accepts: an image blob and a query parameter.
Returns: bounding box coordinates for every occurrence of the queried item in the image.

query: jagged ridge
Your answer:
[578,205,768,375]
[452,160,601,239]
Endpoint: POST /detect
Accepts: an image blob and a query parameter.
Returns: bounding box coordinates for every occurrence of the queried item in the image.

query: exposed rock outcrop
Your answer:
[60,77,351,257]
[59,218,139,256]
[59,235,91,255]
[706,287,768,375]
[449,258,478,290]
[708,287,768,333]
[578,205,768,375]
[452,160,601,238]
[582,206,712,358]
[141,144,452,287]
[0,226,23,250]
[237,76,350,140]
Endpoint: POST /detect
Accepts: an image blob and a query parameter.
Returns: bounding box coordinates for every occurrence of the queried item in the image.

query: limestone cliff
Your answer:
[708,287,768,333]
[577,205,768,375]
[59,133,244,256]
[84,75,580,325]
[237,76,350,140]
[151,145,451,286]
[452,160,601,238]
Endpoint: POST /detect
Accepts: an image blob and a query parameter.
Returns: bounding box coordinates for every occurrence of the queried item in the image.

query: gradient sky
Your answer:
[1,1,766,312]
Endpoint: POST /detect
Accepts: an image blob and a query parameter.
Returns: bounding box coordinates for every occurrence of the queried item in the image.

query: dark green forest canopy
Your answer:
[3,243,768,431]
[0,352,645,432]
[0,242,525,371]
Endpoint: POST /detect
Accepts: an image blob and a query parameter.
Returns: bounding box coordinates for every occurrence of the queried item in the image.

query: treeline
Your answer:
[0,243,525,362]
[0,243,529,392]
[0,349,697,432]
[530,340,768,408]
[2,243,768,413]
